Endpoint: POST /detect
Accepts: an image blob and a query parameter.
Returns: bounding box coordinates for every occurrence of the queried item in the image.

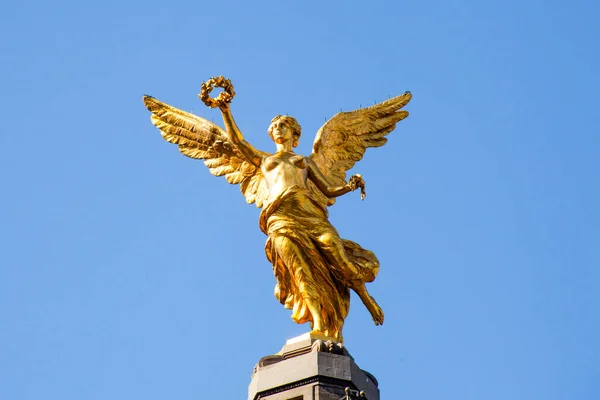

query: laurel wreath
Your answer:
[199,76,236,108]
[348,174,367,200]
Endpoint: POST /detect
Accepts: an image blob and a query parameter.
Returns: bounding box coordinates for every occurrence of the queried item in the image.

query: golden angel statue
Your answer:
[143,77,411,341]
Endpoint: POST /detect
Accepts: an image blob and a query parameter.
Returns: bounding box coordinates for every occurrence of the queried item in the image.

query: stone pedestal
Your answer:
[249,333,379,400]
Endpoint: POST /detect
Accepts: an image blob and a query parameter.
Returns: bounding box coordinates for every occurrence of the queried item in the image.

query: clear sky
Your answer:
[1,1,598,399]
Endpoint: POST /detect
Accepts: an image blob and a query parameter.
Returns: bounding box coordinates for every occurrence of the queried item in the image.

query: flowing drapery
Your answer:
[259,186,379,340]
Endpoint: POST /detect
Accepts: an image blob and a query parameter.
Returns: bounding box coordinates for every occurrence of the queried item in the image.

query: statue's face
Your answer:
[270,120,294,144]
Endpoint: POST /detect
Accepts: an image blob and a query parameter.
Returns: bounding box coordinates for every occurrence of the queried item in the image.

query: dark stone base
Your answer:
[249,333,379,400]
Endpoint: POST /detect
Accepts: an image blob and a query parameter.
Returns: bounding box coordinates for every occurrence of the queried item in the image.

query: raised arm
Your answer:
[307,158,364,198]
[219,104,263,167]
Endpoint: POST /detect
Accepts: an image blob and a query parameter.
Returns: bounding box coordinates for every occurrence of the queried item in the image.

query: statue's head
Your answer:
[268,115,302,147]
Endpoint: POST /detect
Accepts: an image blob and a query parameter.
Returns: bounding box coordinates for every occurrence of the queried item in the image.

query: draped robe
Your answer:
[259,185,379,340]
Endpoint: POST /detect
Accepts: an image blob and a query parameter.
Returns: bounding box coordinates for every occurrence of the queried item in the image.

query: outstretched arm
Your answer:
[307,158,364,198]
[219,104,263,167]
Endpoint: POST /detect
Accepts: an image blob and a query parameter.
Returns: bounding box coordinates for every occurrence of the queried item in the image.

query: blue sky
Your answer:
[1,1,599,399]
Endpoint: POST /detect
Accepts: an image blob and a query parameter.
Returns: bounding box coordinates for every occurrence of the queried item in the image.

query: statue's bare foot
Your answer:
[367,297,384,325]
[353,283,385,326]
[306,300,325,333]
[311,319,325,333]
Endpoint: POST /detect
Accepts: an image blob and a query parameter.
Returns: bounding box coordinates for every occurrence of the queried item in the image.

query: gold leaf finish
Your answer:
[143,79,411,341]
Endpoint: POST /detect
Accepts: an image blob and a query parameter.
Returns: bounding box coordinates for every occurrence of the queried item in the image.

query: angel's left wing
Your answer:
[309,92,412,206]
[143,95,269,207]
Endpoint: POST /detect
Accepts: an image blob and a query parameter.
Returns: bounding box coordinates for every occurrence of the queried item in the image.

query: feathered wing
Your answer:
[143,95,269,208]
[309,92,412,206]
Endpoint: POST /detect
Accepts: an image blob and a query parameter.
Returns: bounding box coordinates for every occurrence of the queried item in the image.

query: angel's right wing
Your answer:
[143,95,269,208]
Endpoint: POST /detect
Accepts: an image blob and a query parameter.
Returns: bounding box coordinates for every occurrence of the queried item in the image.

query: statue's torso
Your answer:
[262,152,308,201]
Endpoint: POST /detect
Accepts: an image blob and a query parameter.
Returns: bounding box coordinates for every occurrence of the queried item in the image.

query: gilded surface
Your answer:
[143,77,411,341]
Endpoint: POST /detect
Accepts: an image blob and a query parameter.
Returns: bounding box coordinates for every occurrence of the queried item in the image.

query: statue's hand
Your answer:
[348,174,366,200]
[348,174,364,190]
[218,101,230,114]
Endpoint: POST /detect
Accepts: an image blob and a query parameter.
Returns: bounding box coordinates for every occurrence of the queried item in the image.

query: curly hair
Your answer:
[268,115,302,146]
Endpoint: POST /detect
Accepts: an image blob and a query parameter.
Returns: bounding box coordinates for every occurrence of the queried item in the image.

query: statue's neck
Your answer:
[275,143,294,153]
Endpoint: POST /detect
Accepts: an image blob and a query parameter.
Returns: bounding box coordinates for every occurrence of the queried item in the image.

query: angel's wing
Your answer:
[143,95,269,208]
[309,92,412,206]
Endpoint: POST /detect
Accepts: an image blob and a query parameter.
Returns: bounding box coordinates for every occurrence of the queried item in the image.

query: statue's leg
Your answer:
[271,236,325,333]
[317,233,384,325]
[317,232,361,285]
[353,283,385,326]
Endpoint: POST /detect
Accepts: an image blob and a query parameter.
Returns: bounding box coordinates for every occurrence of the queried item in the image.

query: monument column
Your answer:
[249,333,379,400]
